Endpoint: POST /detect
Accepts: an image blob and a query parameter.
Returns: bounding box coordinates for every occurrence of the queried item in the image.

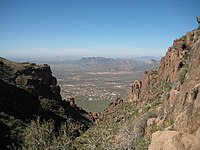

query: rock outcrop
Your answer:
[126,28,200,149]
[127,80,142,104]
[0,57,93,149]
[103,97,123,114]
[0,57,92,123]
[87,97,124,123]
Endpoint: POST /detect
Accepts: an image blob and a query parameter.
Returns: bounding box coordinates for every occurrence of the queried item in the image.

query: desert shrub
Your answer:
[74,102,139,149]
[150,95,161,107]
[177,67,187,84]
[151,70,158,78]
[150,122,158,134]
[0,112,25,149]
[163,81,172,92]
[169,117,174,126]
[190,87,198,100]
[176,44,191,84]
[22,118,74,150]
[131,136,151,150]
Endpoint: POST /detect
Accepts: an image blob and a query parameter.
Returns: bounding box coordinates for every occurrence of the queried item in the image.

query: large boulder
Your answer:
[149,131,200,150]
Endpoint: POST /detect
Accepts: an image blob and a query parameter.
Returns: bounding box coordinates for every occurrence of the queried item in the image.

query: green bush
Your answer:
[177,68,187,84]
[150,122,158,134]
[169,117,174,126]
[163,81,172,92]
[131,136,151,150]
[190,87,198,100]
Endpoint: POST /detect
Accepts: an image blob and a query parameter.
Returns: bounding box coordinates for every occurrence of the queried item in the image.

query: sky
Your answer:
[0,0,199,58]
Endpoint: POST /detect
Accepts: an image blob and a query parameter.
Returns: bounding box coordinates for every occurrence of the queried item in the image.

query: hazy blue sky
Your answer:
[0,0,199,58]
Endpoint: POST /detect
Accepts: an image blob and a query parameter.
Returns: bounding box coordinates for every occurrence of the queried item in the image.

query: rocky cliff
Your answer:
[72,28,200,149]
[0,57,93,149]
[128,28,200,149]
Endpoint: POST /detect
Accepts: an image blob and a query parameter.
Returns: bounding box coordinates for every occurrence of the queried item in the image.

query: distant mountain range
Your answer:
[131,56,161,62]
[7,56,161,65]
[77,56,160,71]
[77,57,128,66]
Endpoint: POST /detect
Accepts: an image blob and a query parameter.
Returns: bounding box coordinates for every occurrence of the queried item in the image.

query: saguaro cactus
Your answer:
[196,16,200,29]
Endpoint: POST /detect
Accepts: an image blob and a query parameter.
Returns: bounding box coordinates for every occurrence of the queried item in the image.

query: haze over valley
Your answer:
[49,56,160,112]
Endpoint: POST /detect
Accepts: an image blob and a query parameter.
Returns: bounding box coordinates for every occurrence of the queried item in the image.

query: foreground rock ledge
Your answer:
[149,131,200,150]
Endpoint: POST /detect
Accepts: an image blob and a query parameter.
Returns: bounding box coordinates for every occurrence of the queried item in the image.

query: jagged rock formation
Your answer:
[127,80,142,104]
[0,57,93,149]
[88,112,100,122]
[104,97,124,114]
[86,97,124,123]
[127,28,200,149]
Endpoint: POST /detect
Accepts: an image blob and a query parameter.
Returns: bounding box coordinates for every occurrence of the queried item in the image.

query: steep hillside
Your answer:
[129,28,200,128]
[75,28,200,149]
[127,28,200,149]
[0,58,93,149]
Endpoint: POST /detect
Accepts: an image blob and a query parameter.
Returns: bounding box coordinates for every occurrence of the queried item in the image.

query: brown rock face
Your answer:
[161,30,200,134]
[125,29,200,149]
[88,112,100,122]
[64,97,76,107]
[127,80,142,104]
[140,29,200,131]
[149,131,200,150]
[145,29,200,150]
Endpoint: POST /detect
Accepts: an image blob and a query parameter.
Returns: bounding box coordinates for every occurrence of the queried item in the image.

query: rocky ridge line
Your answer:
[0,57,93,148]
[127,28,200,149]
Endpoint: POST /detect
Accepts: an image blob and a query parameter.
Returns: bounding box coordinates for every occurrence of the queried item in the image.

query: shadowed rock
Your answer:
[0,57,93,149]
